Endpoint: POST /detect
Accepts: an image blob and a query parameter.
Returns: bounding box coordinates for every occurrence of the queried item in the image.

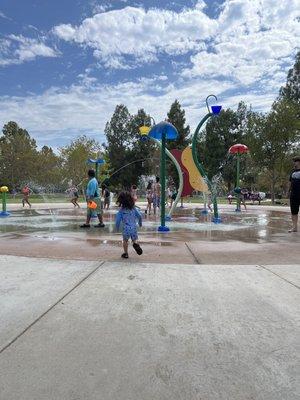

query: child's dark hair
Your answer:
[116,191,135,210]
[147,181,152,190]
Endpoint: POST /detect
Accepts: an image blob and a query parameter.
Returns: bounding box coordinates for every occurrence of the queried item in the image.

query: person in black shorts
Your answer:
[289,156,300,232]
[102,184,111,210]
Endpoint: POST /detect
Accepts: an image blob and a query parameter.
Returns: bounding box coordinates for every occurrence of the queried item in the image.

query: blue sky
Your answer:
[0,0,299,149]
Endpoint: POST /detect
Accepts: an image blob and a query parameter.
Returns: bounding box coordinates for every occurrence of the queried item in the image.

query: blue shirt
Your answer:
[116,208,142,232]
[86,177,99,199]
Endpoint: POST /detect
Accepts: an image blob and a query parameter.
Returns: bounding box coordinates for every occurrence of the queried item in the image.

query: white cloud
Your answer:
[1,0,298,146]
[0,35,59,66]
[53,3,217,68]
[90,1,112,14]
[182,0,299,89]
[0,72,273,147]
[0,11,11,20]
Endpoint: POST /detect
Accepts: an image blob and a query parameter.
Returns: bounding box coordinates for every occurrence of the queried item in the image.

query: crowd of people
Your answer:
[3,156,300,257]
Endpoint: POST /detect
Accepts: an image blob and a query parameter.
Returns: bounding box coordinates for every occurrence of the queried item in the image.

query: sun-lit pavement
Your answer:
[0,256,299,400]
[0,204,299,399]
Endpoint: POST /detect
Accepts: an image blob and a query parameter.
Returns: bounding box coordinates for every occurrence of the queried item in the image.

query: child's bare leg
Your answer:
[123,239,128,254]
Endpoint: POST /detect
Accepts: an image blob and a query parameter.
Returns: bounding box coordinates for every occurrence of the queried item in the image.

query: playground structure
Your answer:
[147,121,179,232]
[0,186,10,217]
[139,95,223,230]
[139,124,184,221]
[191,95,222,222]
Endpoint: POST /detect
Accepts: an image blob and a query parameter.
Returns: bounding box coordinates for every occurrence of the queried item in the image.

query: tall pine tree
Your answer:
[167,100,190,150]
[279,51,300,105]
[105,105,156,189]
[105,104,131,188]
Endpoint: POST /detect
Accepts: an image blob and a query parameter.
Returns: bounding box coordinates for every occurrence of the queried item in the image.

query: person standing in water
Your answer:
[152,176,161,215]
[145,180,153,215]
[66,184,80,208]
[80,169,104,228]
[288,156,300,232]
[22,185,32,208]
[102,184,111,210]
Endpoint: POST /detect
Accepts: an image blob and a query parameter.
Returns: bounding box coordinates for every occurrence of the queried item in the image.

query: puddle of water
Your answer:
[0,208,294,244]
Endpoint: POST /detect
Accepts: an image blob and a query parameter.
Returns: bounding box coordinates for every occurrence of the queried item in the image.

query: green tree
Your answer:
[105,106,156,189]
[279,51,300,105]
[0,121,38,188]
[128,109,156,180]
[248,99,300,202]
[36,146,62,188]
[59,135,102,190]
[167,100,190,150]
[200,107,243,191]
[105,104,132,188]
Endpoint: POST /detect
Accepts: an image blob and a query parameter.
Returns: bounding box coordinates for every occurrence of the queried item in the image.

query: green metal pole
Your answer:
[2,192,6,213]
[159,131,166,230]
[191,113,220,222]
[153,138,183,219]
[236,153,241,211]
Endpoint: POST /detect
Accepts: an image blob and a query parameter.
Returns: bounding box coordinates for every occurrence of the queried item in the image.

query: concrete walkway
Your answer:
[0,256,299,400]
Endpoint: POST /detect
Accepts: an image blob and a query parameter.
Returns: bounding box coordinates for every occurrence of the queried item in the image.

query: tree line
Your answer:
[0,52,299,202]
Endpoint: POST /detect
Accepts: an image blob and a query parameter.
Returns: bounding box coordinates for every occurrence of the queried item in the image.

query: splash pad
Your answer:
[0,202,295,265]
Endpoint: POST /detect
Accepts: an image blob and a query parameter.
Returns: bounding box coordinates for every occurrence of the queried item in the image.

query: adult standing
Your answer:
[145,180,153,215]
[102,184,111,210]
[80,169,105,228]
[288,156,300,232]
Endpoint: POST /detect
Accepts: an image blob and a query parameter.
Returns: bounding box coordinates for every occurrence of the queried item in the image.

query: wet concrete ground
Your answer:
[0,204,299,399]
[0,256,299,400]
[0,204,298,264]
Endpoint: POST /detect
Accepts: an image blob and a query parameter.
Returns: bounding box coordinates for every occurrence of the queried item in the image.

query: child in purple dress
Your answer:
[116,191,143,259]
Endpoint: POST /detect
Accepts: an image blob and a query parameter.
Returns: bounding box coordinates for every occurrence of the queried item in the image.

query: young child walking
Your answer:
[116,191,143,259]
